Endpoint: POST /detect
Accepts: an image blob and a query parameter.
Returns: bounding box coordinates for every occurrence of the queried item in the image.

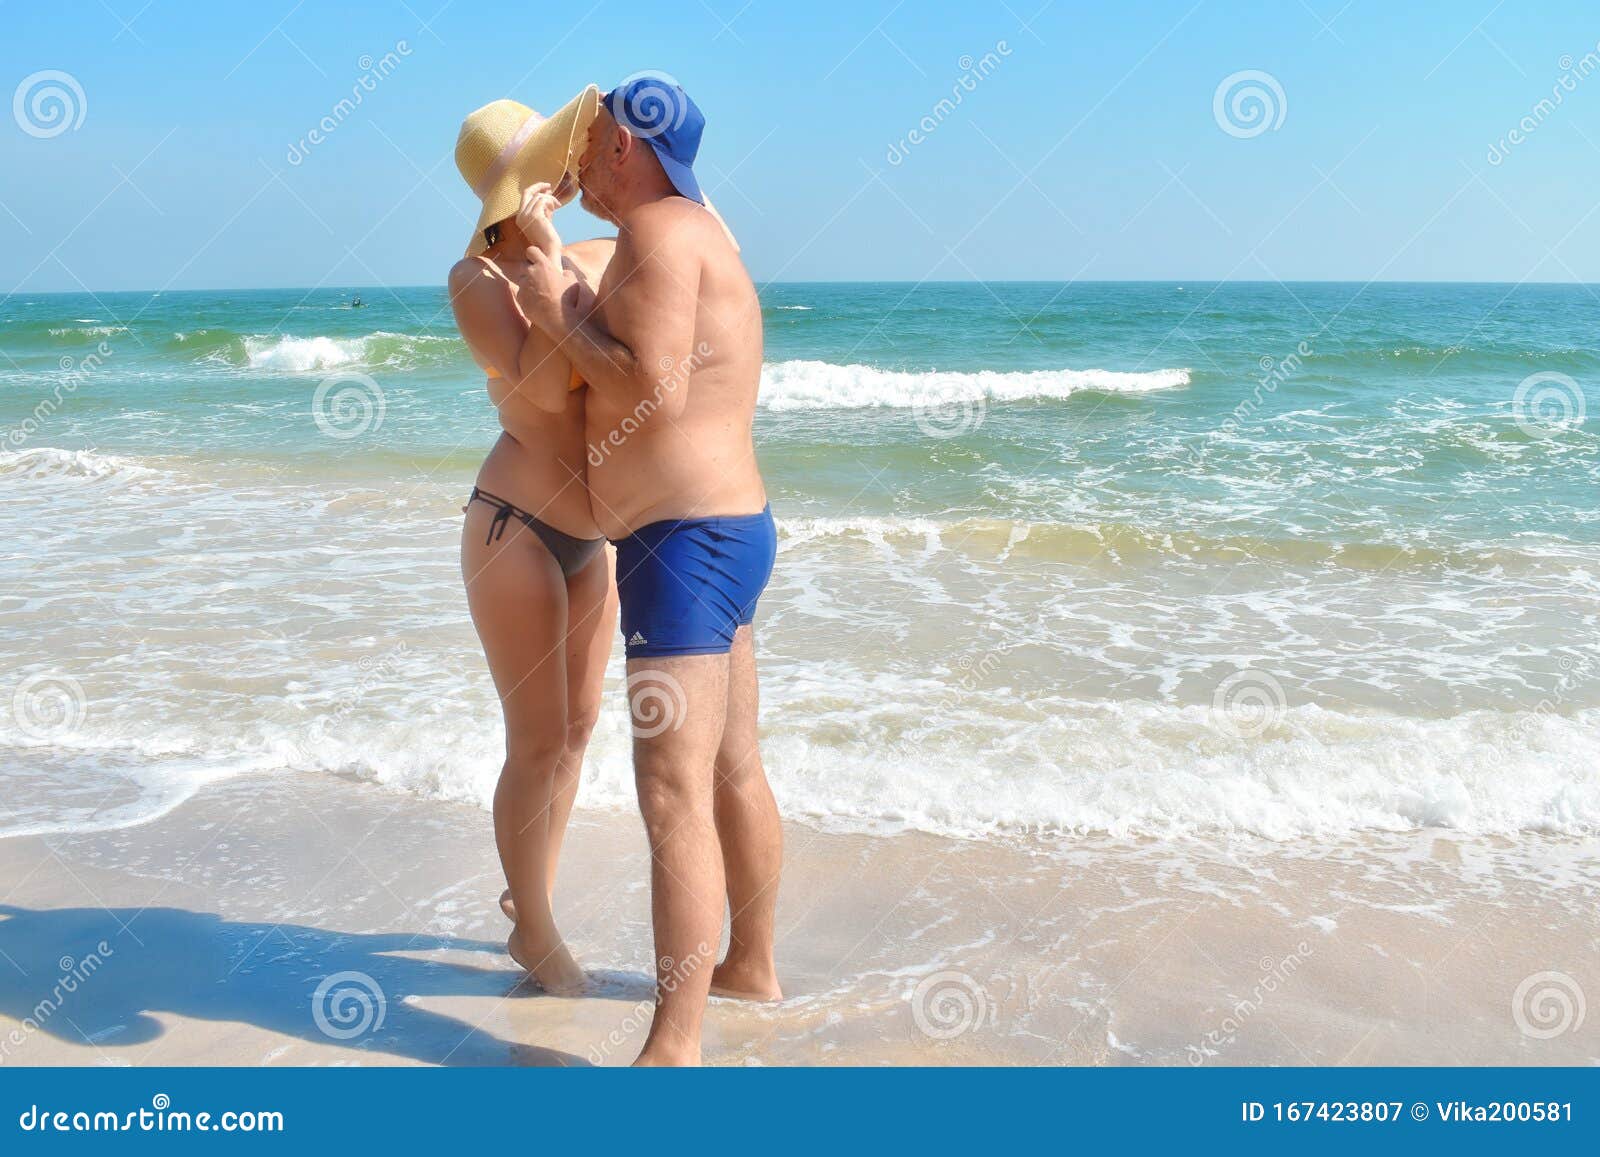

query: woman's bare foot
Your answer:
[500,888,560,923]
[709,956,783,1002]
[506,926,586,995]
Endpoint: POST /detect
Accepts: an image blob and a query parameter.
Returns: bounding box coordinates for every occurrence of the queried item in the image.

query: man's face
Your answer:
[576,107,621,223]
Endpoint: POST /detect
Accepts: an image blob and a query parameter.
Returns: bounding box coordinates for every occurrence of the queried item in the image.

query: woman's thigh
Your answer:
[460,504,570,756]
[563,545,619,730]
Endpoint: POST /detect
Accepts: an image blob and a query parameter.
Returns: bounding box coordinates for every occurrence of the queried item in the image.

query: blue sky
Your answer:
[4,0,1600,290]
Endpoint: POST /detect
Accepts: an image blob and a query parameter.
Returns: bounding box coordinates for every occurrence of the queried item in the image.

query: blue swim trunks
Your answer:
[613,507,777,660]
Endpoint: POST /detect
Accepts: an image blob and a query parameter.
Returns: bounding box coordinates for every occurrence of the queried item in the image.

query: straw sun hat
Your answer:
[454,85,600,256]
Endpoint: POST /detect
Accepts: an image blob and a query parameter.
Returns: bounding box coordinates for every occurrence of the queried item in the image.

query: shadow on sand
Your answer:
[0,904,592,1066]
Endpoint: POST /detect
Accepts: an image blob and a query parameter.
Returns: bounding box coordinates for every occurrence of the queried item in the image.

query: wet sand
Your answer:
[0,772,1595,1066]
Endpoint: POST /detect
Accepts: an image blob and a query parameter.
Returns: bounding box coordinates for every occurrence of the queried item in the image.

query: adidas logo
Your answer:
[629,632,648,646]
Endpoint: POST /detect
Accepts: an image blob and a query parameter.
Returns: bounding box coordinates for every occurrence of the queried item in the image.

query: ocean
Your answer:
[2,282,1597,845]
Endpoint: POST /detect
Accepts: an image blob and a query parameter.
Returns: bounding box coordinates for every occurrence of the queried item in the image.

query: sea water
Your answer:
[2,282,1596,841]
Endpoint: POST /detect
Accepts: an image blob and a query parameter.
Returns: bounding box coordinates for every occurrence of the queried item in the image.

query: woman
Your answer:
[449,90,615,994]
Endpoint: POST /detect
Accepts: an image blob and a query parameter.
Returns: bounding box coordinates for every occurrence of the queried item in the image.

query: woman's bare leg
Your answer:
[550,547,618,883]
[461,503,585,993]
[501,547,618,921]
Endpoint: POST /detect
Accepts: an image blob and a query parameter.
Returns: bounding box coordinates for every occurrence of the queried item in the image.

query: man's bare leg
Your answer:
[709,625,783,1001]
[629,655,729,1066]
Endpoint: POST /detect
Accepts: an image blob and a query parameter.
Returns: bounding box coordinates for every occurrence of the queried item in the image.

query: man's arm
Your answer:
[447,259,569,412]
[517,201,701,419]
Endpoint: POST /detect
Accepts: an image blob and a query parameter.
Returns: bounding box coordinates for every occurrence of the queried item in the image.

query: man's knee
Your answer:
[634,746,708,826]
[714,741,763,788]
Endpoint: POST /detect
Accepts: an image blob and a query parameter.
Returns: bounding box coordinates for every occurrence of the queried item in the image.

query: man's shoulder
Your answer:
[621,196,718,247]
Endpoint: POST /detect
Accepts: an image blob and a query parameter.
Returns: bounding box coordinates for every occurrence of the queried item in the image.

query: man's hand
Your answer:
[509,245,569,335]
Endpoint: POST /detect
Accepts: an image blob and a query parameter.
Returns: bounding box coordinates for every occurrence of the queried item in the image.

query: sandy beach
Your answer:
[2,767,1593,1067]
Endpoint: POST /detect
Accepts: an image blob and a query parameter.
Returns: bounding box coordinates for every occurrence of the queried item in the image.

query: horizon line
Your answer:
[10,277,1600,296]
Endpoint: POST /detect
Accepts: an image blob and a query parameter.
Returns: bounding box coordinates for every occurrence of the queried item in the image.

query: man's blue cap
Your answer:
[603,75,704,204]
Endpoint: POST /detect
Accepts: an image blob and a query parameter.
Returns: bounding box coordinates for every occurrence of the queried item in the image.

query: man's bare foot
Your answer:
[506,926,586,995]
[632,1044,701,1066]
[709,956,783,1002]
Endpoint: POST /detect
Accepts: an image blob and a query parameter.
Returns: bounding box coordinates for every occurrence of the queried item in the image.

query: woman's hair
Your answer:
[483,222,501,249]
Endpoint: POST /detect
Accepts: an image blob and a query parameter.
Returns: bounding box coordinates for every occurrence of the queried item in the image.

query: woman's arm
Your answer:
[446,257,569,413]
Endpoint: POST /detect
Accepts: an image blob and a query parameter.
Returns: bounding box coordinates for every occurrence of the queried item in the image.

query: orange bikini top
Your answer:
[484,365,585,391]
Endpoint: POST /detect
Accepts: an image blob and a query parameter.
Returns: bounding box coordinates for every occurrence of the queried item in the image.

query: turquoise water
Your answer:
[6,282,1597,543]
[2,283,1597,841]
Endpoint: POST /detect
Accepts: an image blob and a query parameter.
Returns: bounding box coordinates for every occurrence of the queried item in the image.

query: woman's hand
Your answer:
[516,183,563,260]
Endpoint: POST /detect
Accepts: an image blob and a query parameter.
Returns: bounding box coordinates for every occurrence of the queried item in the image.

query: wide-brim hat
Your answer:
[455,86,600,256]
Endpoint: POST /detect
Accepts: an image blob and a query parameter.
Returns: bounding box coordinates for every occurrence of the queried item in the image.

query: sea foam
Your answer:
[758,360,1189,410]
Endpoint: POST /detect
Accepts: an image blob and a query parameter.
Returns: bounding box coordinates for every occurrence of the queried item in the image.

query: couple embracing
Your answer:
[448,76,780,1066]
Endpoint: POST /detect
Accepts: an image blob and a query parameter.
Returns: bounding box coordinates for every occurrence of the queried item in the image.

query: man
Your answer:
[512,75,782,1067]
